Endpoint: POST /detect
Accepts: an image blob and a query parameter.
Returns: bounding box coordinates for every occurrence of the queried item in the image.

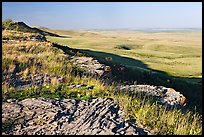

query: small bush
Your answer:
[115,45,133,50]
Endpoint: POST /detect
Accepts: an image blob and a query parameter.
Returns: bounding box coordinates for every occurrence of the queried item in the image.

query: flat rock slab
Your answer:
[2,98,151,135]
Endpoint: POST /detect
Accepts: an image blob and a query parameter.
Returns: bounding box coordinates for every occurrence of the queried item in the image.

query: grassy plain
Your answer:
[2,30,202,135]
[46,30,202,79]
[45,29,202,111]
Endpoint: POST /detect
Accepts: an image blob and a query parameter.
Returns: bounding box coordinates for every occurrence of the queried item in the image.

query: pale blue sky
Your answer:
[2,2,202,30]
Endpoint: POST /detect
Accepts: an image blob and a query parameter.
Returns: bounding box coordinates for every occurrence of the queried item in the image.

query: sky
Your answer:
[2,2,202,30]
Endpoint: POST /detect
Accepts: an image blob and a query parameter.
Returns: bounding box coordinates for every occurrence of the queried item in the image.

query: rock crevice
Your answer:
[2,98,152,135]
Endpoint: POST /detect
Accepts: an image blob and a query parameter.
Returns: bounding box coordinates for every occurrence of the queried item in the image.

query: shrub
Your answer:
[115,45,133,50]
[2,19,13,30]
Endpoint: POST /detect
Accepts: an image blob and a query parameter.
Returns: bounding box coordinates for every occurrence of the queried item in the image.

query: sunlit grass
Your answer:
[2,30,202,135]
[46,30,202,79]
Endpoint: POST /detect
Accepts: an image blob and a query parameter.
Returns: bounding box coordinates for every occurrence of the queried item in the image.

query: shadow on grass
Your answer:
[53,43,202,114]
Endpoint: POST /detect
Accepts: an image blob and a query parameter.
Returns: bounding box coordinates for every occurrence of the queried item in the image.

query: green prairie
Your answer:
[44,29,202,112]
[45,30,202,79]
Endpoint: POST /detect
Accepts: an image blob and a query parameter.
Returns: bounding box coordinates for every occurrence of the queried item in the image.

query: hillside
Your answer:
[2,23,202,135]
[2,20,60,37]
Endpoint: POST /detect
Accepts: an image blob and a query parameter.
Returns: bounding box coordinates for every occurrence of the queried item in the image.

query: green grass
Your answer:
[2,82,112,102]
[45,30,202,113]
[2,82,202,135]
[116,93,202,135]
[2,30,202,135]
[46,30,202,79]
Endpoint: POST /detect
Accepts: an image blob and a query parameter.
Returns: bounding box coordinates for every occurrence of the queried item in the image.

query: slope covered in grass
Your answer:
[2,27,202,135]
[2,19,60,37]
[45,29,202,113]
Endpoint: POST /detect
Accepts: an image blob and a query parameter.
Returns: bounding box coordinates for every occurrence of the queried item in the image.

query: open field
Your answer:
[46,30,202,79]
[44,29,202,112]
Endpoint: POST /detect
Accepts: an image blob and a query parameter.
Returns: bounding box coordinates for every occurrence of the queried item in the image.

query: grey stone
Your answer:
[2,97,152,135]
[115,84,186,108]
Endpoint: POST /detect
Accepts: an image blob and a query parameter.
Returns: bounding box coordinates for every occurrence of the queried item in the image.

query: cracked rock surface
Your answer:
[2,98,151,135]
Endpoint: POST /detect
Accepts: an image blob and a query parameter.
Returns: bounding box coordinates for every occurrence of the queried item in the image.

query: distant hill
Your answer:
[2,21,60,37]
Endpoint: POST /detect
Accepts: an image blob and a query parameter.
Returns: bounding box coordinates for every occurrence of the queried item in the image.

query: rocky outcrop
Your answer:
[2,31,46,44]
[71,57,111,78]
[2,56,186,108]
[69,57,186,108]
[2,98,152,135]
[1,25,191,135]
[115,85,186,108]
[64,84,186,108]
[3,73,64,90]
[30,34,46,42]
